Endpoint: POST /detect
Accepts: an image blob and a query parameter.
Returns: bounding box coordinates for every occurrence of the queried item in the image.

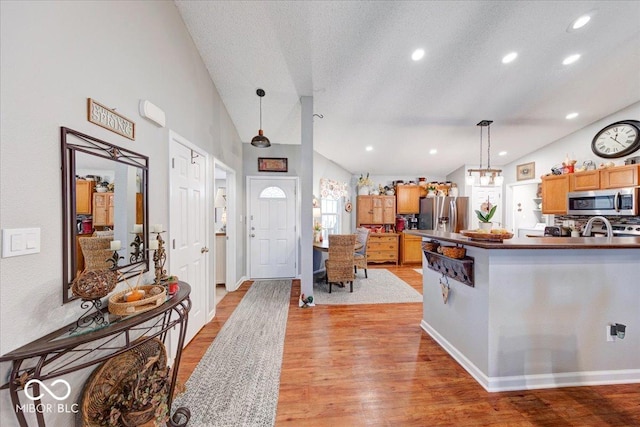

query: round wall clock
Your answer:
[345,201,352,213]
[591,119,640,158]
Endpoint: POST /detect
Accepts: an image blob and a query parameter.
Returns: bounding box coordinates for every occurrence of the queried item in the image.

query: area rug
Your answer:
[313,269,422,305]
[172,280,291,426]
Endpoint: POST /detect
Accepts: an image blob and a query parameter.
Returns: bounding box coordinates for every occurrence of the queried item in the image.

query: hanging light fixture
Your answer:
[251,88,271,148]
[466,120,503,186]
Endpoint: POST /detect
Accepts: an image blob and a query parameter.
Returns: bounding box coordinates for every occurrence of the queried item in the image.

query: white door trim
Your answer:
[246,176,300,279]
[213,159,238,296]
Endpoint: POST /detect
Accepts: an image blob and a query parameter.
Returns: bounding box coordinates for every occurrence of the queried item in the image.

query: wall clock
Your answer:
[591,119,640,158]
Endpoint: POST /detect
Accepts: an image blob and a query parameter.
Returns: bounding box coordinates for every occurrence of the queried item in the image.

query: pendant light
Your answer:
[466,120,503,186]
[251,88,271,148]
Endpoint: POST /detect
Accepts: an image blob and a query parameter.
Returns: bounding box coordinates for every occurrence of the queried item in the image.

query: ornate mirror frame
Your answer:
[61,127,149,303]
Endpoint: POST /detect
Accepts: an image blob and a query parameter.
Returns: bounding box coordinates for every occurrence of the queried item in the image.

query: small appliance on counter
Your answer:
[543,226,569,237]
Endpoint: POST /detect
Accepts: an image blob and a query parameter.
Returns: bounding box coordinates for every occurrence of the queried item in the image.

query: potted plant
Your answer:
[475,198,497,231]
[357,173,373,195]
[313,222,323,243]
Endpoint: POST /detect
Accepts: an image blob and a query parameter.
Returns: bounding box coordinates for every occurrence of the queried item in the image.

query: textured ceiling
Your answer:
[175,0,640,177]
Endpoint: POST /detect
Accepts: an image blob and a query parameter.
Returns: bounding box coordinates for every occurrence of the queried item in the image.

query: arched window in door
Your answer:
[259,186,286,199]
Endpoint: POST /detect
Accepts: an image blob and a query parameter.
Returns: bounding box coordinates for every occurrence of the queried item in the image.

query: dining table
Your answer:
[312,240,364,252]
[312,239,364,281]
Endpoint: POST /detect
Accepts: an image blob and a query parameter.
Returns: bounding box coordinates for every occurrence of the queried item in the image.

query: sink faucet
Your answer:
[582,216,613,238]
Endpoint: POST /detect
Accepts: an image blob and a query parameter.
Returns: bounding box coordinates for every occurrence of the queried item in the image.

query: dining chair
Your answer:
[324,234,356,293]
[353,227,370,278]
[79,236,112,271]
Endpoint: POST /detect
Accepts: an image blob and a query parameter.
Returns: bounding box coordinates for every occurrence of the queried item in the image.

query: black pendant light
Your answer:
[251,88,271,148]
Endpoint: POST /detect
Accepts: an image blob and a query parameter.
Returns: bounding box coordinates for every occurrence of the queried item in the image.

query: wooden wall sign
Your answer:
[258,157,288,172]
[87,98,135,140]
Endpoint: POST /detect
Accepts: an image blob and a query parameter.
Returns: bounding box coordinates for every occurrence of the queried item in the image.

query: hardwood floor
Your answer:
[177,266,640,426]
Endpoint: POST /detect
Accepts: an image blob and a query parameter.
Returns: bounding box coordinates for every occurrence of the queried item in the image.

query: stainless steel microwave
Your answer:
[567,187,639,216]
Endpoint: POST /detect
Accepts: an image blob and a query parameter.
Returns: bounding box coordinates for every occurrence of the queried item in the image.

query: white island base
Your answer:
[420,240,640,392]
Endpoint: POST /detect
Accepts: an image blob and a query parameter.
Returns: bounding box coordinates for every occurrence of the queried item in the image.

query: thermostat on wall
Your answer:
[139,100,166,127]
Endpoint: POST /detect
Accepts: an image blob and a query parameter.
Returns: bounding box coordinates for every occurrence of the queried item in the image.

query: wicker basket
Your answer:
[108,285,166,316]
[71,269,117,300]
[81,337,168,427]
[422,240,440,253]
[440,246,466,259]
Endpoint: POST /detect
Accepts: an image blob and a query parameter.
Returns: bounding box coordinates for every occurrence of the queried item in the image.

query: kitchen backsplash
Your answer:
[554,215,640,230]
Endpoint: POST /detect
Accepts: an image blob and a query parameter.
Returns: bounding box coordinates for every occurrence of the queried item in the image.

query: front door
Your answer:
[169,132,208,347]
[248,177,297,279]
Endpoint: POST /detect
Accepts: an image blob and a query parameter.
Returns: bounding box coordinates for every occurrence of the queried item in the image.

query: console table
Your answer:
[0,283,192,427]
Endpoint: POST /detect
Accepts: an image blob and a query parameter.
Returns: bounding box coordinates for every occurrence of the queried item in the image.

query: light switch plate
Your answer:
[2,228,41,258]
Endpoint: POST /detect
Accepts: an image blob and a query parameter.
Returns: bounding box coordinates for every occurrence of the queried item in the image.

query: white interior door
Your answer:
[248,177,297,279]
[170,132,208,347]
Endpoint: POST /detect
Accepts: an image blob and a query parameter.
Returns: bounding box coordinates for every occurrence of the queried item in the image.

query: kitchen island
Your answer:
[406,230,640,392]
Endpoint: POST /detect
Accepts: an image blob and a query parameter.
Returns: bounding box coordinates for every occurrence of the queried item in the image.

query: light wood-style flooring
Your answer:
[177,266,640,426]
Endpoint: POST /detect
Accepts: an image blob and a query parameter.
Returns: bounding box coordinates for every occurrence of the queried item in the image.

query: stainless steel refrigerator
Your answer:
[418,196,469,232]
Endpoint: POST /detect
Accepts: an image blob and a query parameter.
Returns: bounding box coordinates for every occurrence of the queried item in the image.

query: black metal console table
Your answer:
[0,282,192,427]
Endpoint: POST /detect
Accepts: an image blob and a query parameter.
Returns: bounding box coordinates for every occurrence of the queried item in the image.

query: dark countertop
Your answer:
[405,230,640,250]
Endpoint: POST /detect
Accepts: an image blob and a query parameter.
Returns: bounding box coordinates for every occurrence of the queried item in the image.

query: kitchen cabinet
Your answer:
[396,185,421,214]
[367,233,399,265]
[541,175,569,214]
[601,164,640,188]
[357,195,395,226]
[93,192,114,226]
[216,233,226,285]
[570,170,600,191]
[76,180,95,214]
[400,233,422,264]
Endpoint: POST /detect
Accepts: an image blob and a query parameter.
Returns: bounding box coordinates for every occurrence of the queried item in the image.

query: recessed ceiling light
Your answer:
[429,149,437,155]
[562,54,581,65]
[502,52,518,64]
[572,15,591,30]
[566,112,579,120]
[365,146,373,151]
[498,151,507,156]
[412,49,425,61]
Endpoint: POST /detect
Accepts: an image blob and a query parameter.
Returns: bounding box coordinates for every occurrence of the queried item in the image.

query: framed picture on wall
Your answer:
[258,157,288,172]
[516,162,535,181]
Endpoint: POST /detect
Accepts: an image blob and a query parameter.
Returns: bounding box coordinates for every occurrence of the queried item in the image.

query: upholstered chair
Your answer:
[353,227,370,278]
[324,234,356,293]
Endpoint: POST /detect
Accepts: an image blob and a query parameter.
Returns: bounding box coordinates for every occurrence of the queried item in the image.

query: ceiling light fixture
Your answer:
[566,112,579,120]
[572,15,591,29]
[466,120,503,187]
[502,52,518,64]
[251,88,271,148]
[562,54,581,65]
[429,149,437,155]
[412,49,425,61]
[498,151,507,156]
[365,146,373,151]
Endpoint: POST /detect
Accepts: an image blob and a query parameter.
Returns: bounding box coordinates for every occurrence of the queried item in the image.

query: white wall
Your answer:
[313,152,353,234]
[0,2,243,425]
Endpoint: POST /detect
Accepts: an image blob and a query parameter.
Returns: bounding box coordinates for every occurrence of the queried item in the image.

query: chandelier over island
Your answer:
[466,120,503,186]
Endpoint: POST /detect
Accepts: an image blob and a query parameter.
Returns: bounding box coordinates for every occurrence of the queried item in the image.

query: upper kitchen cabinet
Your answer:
[541,175,569,214]
[570,170,600,192]
[357,195,395,226]
[396,185,421,214]
[76,180,95,215]
[601,164,640,188]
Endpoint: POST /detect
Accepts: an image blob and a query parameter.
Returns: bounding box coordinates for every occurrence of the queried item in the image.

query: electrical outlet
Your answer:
[607,325,616,342]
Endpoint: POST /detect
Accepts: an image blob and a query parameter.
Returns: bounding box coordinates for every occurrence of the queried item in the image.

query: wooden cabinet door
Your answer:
[396,185,421,214]
[93,193,115,226]
[541,175,569,214]
[371,197,384,224]
[357,196,373,226]
[401,233,422,264]
[382,196,396,224]
[76,180,95,214]
[570,170,600,191]
[601,165,640,188]
[107,193,115,226]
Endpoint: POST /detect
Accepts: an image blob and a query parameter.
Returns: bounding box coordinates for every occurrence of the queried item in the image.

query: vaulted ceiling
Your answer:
[175,0,640,177]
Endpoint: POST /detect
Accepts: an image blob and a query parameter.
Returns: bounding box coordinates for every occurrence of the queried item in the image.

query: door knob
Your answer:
[201,247,209,253]
[251,234,255,238]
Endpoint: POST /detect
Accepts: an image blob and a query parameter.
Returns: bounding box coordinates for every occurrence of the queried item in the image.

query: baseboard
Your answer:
[230,275,249,292]
[420,320,640,392]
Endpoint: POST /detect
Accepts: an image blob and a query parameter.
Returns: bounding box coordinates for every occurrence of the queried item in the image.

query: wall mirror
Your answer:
[61,127,149,303]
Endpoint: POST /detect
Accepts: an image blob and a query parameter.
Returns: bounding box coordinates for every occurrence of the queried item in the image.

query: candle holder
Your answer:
[151,231,168,285]
[106,250,123,270]
[129,233,144,263]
